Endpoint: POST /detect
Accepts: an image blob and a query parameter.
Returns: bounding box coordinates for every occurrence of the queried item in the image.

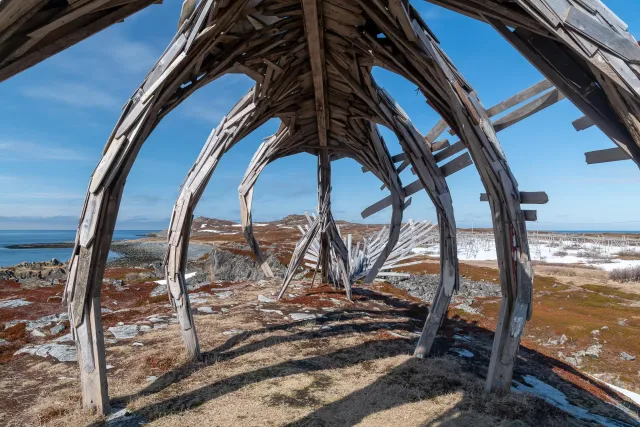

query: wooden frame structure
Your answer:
[1,0,639,416]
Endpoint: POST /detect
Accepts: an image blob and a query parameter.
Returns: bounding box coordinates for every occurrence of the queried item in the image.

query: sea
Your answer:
[0,230,158,267]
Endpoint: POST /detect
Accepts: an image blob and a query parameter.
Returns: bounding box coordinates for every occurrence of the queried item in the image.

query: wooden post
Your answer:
[317,150,331,284]
[78,296,109,414]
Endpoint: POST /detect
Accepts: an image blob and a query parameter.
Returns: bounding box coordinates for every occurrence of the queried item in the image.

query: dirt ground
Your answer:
[1,264,640,426]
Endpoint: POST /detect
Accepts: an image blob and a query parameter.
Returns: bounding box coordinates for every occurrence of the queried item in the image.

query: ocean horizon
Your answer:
[0,230,158,267]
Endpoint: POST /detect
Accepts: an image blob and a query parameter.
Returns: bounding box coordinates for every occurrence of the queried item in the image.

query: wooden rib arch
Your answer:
[237,121,407,287]
[58,0,550,413]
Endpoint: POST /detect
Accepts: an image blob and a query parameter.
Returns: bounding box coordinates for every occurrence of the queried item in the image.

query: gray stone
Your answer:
[55,333,74,343]
[618,319,628,326]
[15,344,77,362]
[108,325,139,340]
[221,307,230,313]
[222,329,243,336]
[150,283,166,297]
[585,344,602,358]
[102,307,113,313]
[106,364,114,370]
[290,313,317,321]
[558,352,582,367]
[591,329,600,336]
[258,295,276,303]
[146,376,157,382]
[132,342,144,347]
[25,313,67,331]
[139,325,152,332]
[105,406,146,427]
[454,303,480,315]
[259,309,284,315]
[31,329,45,337]
[197,306,214,314]
[620,352,636,361]
[215,291,233,299]
[0,298,32,309]
[449,348,474,358]
[154,324,168,329]
[50,324,65,335]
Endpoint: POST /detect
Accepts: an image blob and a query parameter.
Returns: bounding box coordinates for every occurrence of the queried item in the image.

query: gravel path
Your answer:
[109,240,211,268]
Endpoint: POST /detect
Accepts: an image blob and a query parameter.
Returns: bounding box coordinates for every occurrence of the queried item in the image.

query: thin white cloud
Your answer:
[180,101,226,123]
[22,82,119,109]
[0,192,83,200]
[99,33,159,74]
[0,140,89,161]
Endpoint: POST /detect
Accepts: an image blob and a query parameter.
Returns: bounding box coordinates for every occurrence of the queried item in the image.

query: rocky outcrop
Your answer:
[0,259,67,286]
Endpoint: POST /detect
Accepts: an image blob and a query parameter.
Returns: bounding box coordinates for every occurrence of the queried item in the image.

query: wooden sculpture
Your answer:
[1,0,639,417]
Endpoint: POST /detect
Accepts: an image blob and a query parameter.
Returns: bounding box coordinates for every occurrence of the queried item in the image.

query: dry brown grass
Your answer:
[2,271,638,426]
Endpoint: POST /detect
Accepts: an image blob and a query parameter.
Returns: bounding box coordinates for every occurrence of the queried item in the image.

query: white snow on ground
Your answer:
[200,230,237,235]
[255,223,268,227]
[512,375,631,426]
[232,224,243,227]
[154,272,197,285]
[604,382,640,406]
[413,237,640,271]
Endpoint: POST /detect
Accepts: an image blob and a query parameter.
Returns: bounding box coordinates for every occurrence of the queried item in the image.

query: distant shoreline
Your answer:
[3,232,159,250]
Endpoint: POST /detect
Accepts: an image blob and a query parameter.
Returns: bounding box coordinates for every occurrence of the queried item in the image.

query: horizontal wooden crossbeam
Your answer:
[480,191,549,204]
[585,147,631,164]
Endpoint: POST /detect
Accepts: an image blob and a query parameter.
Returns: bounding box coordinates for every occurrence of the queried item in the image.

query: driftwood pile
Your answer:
[1,0,639,416]
[298,216,437,285]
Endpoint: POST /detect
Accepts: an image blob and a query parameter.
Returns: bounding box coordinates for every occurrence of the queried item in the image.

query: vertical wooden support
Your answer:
[376,92,460,358]
[77,296,109,413]
[238,129,295,279]
[317,150,331,284]
[363,124,405,283]
[165,210,200,360]
[165,88,275,361]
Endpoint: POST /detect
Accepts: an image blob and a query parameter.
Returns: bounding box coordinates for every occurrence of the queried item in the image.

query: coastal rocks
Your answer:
[108,241,210,268]
[390,274,501,302]
[0,298,32,309]
[108,325,139,340]
[15,343,76,362]
[204,249,285,283]
[0,259,68,286]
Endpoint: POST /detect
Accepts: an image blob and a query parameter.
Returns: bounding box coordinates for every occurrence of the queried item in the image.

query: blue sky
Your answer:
[0,1,639,231]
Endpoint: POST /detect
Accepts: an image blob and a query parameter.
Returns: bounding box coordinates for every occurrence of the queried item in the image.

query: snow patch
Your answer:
[512,375,630,426]
[413,238,640,271]
[154,272,196,285]
[449,348,474,358]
